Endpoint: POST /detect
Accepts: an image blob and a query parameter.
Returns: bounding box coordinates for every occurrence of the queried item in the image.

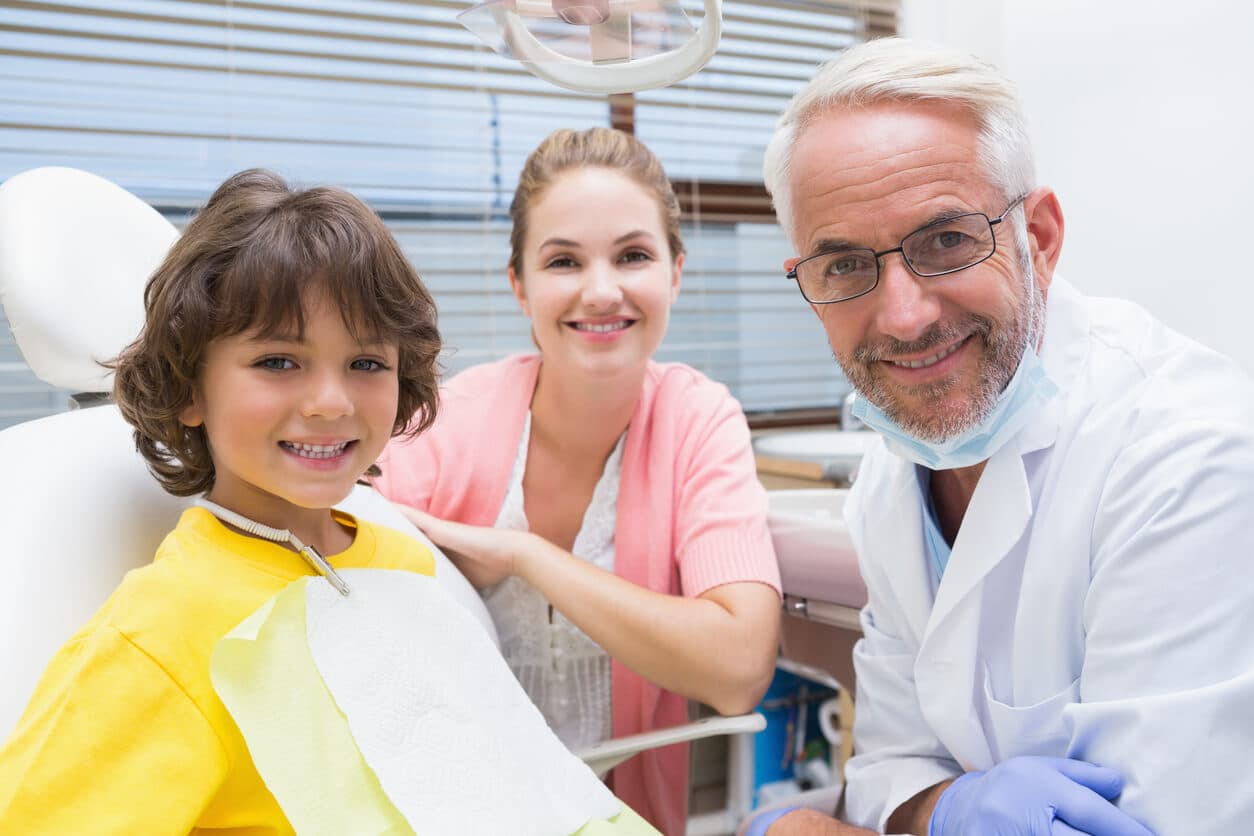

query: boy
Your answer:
[0,169,442,832]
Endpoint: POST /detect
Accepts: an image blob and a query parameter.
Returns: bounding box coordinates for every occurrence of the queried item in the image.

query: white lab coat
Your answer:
[843,276,1254,835]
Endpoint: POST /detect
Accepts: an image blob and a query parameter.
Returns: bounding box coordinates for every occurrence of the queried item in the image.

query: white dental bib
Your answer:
[211,568,648,835]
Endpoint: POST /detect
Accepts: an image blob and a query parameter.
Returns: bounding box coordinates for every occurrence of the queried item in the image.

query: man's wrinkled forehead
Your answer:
[789,102,992,252]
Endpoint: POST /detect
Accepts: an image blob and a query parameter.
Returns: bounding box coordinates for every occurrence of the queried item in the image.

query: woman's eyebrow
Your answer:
[539,230,655,250]
[613,229,654,244]
[538,236,580,249]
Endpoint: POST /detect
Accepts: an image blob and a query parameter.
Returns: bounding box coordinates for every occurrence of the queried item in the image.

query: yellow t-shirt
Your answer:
[0,507,434,835]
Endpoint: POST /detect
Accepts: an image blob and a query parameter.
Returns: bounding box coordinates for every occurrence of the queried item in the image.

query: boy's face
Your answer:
[180,291,400,528]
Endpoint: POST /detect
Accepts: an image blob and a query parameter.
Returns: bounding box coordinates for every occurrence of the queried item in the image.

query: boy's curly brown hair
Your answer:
[110,168,441,497]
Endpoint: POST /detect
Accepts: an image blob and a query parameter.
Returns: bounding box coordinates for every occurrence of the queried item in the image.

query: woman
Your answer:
[374,127,781,834]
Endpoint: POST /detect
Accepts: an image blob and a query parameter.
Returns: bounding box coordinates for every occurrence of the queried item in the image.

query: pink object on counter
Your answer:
[767,489,868,609]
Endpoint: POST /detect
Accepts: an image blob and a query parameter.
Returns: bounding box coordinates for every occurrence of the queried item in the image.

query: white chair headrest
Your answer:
[0,167,179,392]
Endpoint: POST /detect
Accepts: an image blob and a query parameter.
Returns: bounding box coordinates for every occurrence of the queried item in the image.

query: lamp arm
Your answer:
[503,0,721,94]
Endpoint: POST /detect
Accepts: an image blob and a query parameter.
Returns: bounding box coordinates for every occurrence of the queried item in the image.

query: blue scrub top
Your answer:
[917,468,953,584]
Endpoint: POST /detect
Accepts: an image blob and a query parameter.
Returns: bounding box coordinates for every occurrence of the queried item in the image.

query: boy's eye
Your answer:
[256,357,295,371]
[350,358,389,372]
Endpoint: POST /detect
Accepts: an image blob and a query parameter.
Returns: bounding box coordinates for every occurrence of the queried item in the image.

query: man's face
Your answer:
[785,101,1048,442]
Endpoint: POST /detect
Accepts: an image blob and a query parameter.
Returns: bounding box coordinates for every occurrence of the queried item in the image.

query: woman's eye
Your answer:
[620,249,653,264]
[545,256,577,269]
[256,357,295,371]
[350,358,388,372]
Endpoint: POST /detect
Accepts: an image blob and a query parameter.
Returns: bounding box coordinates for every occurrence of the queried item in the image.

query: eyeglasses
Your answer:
[786,195,1027,305]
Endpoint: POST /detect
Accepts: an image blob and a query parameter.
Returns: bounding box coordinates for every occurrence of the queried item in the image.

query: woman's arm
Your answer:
[397,507,779,715]
[518,532,779,715]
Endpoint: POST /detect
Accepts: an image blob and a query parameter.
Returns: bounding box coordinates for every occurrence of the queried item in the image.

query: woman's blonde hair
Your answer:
[509,127,684,277]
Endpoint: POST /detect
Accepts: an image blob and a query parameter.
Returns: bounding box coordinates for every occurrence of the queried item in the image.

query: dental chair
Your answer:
[0,166,763,787]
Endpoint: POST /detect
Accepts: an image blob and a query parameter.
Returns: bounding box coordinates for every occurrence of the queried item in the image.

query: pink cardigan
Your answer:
[375,354,780,834]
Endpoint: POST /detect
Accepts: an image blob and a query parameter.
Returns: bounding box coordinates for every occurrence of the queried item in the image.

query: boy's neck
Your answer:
[288,510,355,557]
[204,491,355,557]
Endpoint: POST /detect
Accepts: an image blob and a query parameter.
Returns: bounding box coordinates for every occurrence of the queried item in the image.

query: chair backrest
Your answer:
[0,167,496,739]
[0,166,176,394]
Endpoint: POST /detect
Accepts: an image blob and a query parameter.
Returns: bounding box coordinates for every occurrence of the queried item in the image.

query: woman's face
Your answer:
[510,166,682,381]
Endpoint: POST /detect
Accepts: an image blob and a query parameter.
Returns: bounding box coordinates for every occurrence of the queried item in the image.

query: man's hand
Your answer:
[929,756,1155,836]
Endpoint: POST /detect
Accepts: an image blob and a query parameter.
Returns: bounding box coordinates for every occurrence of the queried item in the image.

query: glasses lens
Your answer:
[797,249,878,302]
[902,214,995,276]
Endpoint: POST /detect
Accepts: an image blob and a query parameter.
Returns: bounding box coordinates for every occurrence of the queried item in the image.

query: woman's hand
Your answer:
[392,504,535,588]
[389,505,779,715]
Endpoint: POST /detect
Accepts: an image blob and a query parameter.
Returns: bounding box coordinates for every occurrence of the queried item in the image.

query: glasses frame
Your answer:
[786,194,1028,305]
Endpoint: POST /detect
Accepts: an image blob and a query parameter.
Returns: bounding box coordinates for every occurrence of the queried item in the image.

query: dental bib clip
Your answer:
[196,498,352,597]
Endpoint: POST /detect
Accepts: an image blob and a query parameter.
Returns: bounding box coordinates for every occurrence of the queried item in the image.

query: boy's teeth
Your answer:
[281,441,349,459]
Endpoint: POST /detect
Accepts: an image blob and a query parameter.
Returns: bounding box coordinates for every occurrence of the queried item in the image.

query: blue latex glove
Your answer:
[744,806,802,836]
[929,756,1155,836]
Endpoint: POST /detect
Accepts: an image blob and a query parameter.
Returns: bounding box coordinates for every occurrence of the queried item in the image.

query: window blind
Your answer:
[0,0,896,428]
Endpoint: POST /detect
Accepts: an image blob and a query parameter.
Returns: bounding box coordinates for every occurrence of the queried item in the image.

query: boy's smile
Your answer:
[278,439,357,469]
[179,291,400,550]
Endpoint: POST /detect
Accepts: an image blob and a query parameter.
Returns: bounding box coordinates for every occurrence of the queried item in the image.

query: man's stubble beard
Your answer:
[837,256,1043,444]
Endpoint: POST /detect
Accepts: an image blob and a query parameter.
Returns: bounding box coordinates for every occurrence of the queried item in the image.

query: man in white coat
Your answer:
[750,37,1254,836]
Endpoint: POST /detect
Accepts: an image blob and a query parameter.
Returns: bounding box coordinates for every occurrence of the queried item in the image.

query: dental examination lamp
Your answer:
[459,0,722,94]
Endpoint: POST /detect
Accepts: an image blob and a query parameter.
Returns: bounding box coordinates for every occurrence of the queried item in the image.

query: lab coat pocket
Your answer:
[980,669,1079,762]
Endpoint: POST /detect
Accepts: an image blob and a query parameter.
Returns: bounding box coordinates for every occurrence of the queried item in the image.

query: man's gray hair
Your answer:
[763,37,1036,247]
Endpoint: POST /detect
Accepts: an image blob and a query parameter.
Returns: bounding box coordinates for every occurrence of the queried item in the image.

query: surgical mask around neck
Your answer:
[851,341,1058,470]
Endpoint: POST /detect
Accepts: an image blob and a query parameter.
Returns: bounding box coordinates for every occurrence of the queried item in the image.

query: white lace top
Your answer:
[484,411,626,751]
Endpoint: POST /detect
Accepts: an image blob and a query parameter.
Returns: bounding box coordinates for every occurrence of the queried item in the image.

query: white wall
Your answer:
[901,0,1254,372]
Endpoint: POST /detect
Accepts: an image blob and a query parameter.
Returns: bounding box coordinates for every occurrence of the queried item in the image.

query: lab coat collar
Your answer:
[863,431,1035,638]
[856,455,934,644]
[928,444,1033,634]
